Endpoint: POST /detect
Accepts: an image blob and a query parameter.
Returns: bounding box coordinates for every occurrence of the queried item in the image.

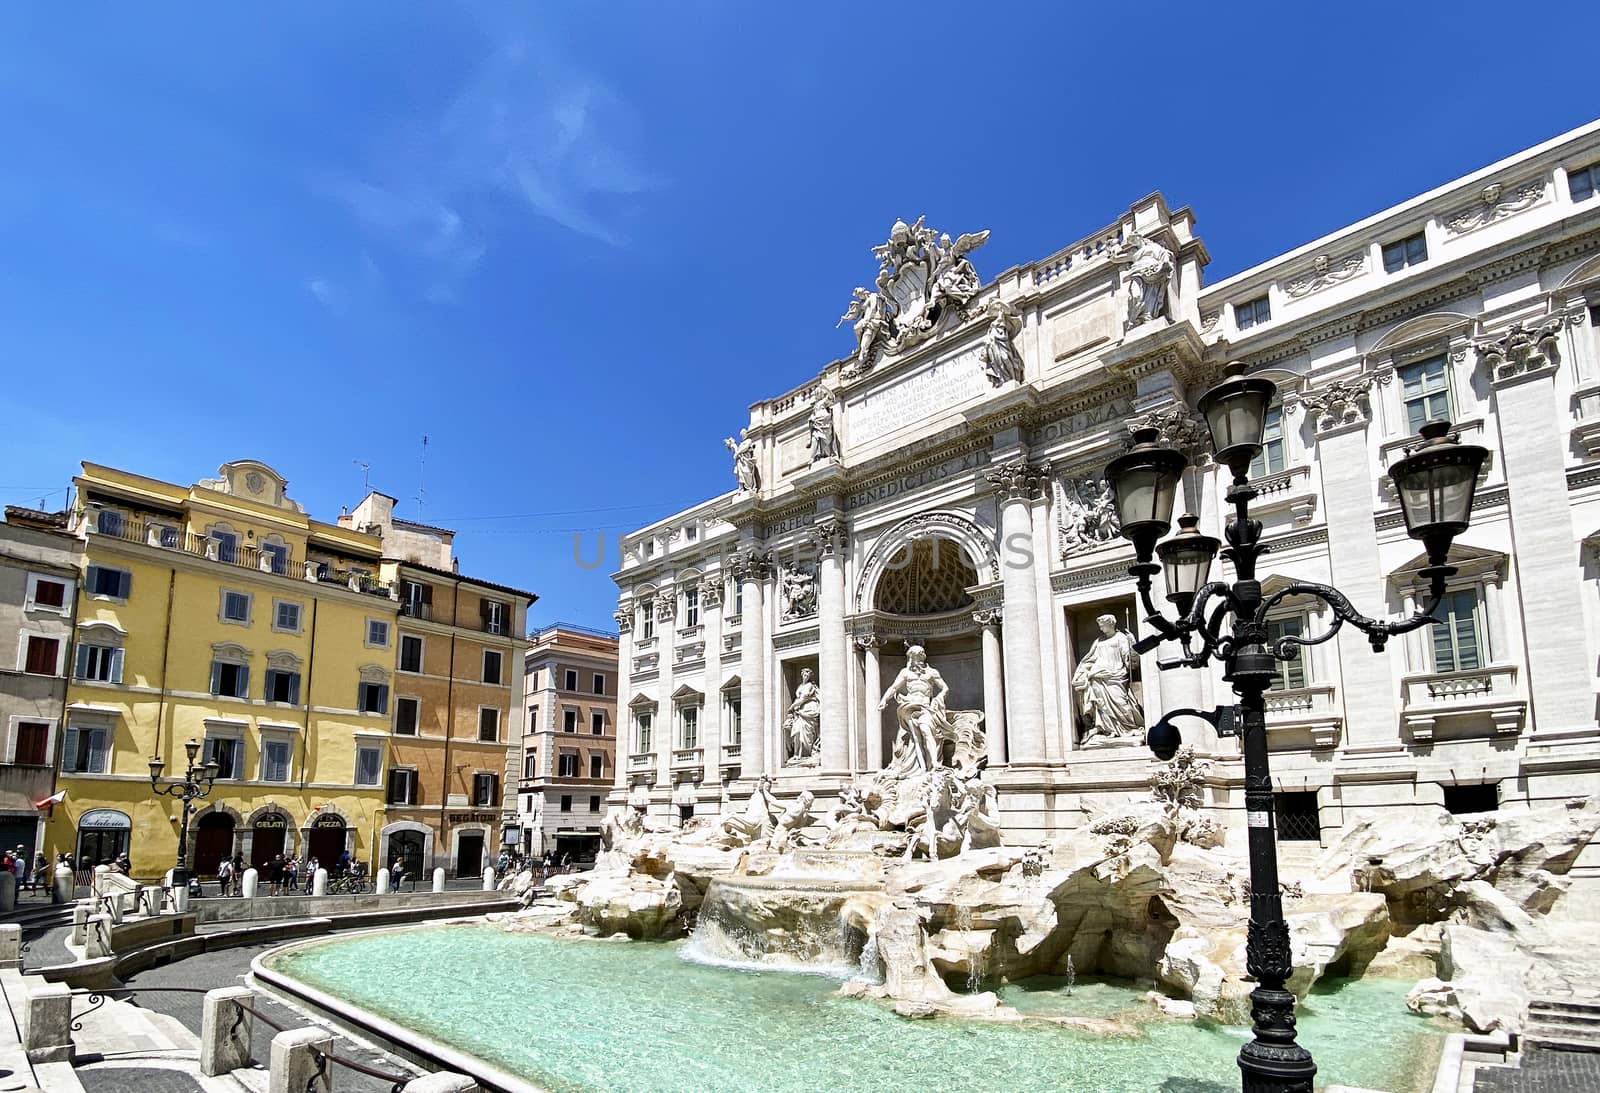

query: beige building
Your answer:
[519,624,618,862]
[0,506,80,866]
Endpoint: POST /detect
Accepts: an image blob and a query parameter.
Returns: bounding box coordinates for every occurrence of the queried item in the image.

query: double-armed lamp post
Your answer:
[1102,362,1488,1092]
[149,738,219,889]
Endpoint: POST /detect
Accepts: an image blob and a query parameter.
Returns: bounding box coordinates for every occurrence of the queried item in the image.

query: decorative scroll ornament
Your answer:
[1444,180,1546,236]
[1057,476,1120,557]
[1285,251,1365,299]
[1125,405,1210,461]
[971,607,1003,627]
[985,460,1048,501]
[976,300,1025,387]
[839,217,991,375]
[698,580,723,610]
[1199,308,1222,333]
[1298,376,1372,434]
[1473,317,1565,383]
[728,547,772,582]
[653,591,677,622]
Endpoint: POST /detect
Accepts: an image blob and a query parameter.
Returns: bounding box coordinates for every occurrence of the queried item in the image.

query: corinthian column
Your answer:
[974,609,1007,767]
[611,606,633,795]
[732,549,771,776]
[987,460,1047,765]
[700,578,724,789]
[816,517,850,772]
[858,635,883,771]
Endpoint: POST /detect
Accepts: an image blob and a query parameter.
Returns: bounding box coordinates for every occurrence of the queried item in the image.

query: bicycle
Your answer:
[326,873,369,895]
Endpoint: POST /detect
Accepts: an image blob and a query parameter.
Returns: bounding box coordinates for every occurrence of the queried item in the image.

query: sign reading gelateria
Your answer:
[78,809,131,830]
[848,348,990,444]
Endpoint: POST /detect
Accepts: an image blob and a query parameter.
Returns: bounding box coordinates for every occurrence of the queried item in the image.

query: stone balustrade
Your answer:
[1401,663,1525,741]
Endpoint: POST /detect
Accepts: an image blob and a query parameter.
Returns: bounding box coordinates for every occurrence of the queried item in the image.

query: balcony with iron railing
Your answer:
[86,516,393,598]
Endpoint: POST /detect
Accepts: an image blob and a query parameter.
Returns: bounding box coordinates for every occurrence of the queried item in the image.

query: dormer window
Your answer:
[1382,232,1428,273]
[1235,295,1271,331]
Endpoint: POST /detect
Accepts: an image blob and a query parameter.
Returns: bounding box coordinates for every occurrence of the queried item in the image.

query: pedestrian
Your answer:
[32,853,47,893]
[230,852,245,895]
[217,856,234,897]
[305,856,319,893]
[391,856,406,893]
[267,854,284,896]
[283,856,297,894]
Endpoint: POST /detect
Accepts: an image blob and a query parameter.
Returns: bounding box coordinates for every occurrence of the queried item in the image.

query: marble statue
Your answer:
[784,667,822,765]
[767,790,816,852]
[838,286,888,370]
[876,645,984,777]
[1058,477,1119,555]
[780,564,817,620]
[976,300,1025,386]
[926,230,988,316]
[1108,231,1175,328]
[705,773,778,847]
[1072,613,1144,742]
[952,770,1002,853]
[808,388,840,462]
[724,429,760,493]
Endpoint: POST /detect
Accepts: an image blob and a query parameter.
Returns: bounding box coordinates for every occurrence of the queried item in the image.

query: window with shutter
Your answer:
[399,635,423,673]
[13,722,49,766]
[359,682,389,714]
[23,635,60,675]
[478,708,500,741]
[395,697,420,735]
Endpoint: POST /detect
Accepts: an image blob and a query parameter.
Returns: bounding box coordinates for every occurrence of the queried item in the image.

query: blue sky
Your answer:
[4,3,1598,629]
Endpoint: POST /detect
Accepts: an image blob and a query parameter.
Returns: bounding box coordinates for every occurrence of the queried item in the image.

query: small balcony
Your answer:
[720,743,742,768]
[1401,664,1525,741]
[1263,683,1341,749]
[672,747,704,771]
[628,752,654,771]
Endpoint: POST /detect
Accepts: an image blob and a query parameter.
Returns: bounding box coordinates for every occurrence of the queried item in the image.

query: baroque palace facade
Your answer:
[612,120,1600,858]
[33,462,530,879]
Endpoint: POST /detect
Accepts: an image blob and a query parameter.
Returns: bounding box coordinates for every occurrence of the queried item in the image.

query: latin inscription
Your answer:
[849,349,989,444]
[846,450,990,510]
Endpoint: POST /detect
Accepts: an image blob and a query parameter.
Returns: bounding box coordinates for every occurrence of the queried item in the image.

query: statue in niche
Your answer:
[1059,477,1119,555]
[724,429,760,493]
[838,286,889,371]
[780,564,817,619]
[976,300,1025,387]
[808,388,840,463]
[877,645,986,777]
[784,667,822,766]
[1108,231,1175,329]
[1072,613,1144,743]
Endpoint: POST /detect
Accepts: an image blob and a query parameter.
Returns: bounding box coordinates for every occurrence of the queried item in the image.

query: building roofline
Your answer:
[391,558,538,603]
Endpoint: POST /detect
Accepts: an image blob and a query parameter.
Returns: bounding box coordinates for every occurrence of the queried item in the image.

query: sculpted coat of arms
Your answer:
[838,217,990,375]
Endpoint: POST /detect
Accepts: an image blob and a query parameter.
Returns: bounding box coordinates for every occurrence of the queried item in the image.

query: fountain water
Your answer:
[1065,954,1075,997]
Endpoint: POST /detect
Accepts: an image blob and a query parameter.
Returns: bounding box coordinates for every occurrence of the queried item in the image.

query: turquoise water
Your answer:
[265,924,1445,1093]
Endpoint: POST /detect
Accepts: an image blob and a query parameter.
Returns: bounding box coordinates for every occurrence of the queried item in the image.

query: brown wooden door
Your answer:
[193,814,234,877]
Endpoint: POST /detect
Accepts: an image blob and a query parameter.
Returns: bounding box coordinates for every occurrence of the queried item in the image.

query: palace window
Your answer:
[730,579,744,618]
[9,721,51,767]
[355,746,382,786]
[1399,355,1452,435]
[473,772,499,806]
[358,680,390,715]
[564,709,578,733]
[74,643,122,683]
[591,711,605,735]
[399,635,423,673]
[590,754,604,779]
[560,794,573,813]
[204,736,242,780]
[684,587,700,628]
[387,768,418,805]
[85,565,131,600]
[478,707,500,742]
[395,697,420,736]
[592,672,606,695]
[366,619,390,648]
[265,667,301,704]
[1274,792,1321,842]
[273,601,302,634]
[727,697,742,747]
[1569,162,1600,203]
[640,609,654,641]
[1382,231,1428,273]
[1431,590,1484,673]
[25,575,69,613]
[1265,616,1308,691]
[221,590,252,624]
[680,706,699,750]
[483,650,503,685]
[1249,402,1287,478]
[637,712,653,752]
[1235,294,1271,331]
[260,738,293,783]
[210,661,250,699]
[558,752,579,778]
[61,725,109,774]
[564,669,578,691]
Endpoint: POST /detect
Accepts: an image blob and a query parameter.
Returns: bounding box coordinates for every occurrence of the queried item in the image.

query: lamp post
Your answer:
[1103,362,1487,1093]
[148,738,220,889]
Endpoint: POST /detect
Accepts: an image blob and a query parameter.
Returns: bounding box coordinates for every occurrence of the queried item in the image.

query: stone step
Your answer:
[1529,998,1600,1019]
[1525,1010,1600,1031]
[70,996,191,1059]
[1522,1025,1600,1053]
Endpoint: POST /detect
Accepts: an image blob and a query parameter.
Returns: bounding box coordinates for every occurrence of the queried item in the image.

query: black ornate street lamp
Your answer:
[149,738,219,890]
[1104,362,1487,1093]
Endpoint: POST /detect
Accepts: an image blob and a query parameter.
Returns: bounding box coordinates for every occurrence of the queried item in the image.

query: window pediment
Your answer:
[266,650,303,672]
[671,684,703,705]
[1389,543,1507,587]
[78,620,127,643]
[628,693,659,712]
[358,663,390,684]
[720,674,742,694]
[211,642,250,664]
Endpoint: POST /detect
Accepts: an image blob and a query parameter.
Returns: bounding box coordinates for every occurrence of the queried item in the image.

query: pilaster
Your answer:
[611,607,633,794]
[700,578,724,788]
[858,635,883,771]
[987,457,1048,765]
[815,515,850,773]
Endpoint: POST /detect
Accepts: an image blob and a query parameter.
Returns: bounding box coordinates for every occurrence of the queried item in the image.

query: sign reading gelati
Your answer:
[253,814,289,830]
[78,809,131,830]
[311,814,345,829]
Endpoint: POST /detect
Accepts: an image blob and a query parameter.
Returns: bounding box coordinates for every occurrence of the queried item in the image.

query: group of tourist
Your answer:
[492,850,575,882]
[0,846,51,891]
[211,850,366,897]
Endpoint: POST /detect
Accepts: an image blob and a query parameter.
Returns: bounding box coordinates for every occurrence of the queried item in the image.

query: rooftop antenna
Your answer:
[415,435,429,514]
[354,459,371,491]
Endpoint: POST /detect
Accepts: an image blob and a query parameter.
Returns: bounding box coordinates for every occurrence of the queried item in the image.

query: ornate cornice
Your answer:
[652,591,677,622]
[1050,559,1133,594]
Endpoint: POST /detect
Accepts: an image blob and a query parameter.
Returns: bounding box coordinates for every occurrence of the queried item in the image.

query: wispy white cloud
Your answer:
[311,34,660,303]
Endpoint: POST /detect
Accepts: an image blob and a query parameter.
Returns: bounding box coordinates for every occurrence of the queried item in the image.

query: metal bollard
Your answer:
[23,981,73,1063]
[403,1072,479,1092]
[432,867,445,894]
[200,985,254,1076]
[269,1026,334,1093]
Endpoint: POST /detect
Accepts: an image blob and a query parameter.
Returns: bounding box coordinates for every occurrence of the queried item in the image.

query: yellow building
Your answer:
[48,460,399,880]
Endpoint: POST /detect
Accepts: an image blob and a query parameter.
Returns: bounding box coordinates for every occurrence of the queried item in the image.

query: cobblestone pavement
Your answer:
[118,941,421,1093]
[76,1065,207,1093]
[1474,1046,1600,1092]
[21,923,72,969]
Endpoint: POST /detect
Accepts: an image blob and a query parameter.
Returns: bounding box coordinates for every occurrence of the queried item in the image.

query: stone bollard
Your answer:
[171,883,190,913]
[403,1072,479,1092]
[481,871,495,893]
[53,862,73,904]
[313,868,328,896]
[241,867,259,899]
[268,1026,334,1093]
[200,986,254,1076]
[70,902,88,946]
[85,914,114,959]
[432,867,445,894]
[23,981,73,1063]
[0,923,21,969]
[106,894,125,925]
[375,868,390,895]
[0,870,16,913]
